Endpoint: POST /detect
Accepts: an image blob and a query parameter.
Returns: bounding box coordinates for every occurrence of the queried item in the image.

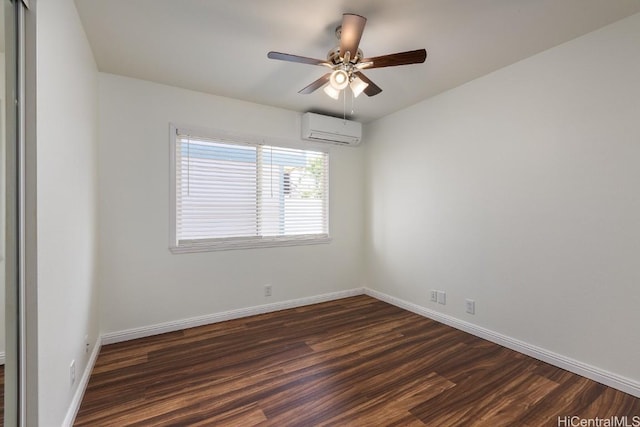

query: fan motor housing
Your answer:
[327,47,363,65]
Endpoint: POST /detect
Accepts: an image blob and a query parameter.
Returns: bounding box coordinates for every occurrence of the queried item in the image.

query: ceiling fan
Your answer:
[267,13,427,99]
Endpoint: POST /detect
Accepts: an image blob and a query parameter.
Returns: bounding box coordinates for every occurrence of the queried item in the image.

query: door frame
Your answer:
[5,0,37,425]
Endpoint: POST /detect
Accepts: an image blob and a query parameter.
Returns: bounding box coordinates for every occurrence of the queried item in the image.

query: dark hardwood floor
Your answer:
[0,365,4,426]
[75,295,639,426]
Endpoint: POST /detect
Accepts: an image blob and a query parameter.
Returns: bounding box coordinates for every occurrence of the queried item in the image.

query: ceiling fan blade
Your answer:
[339,13,367,61]
[298,73,331,94]
[361,49,427,69]
[268,51,330,67]
[354,72,382,96]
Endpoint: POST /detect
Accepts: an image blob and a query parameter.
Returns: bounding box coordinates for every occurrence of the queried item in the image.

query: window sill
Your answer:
[170,235,332,254]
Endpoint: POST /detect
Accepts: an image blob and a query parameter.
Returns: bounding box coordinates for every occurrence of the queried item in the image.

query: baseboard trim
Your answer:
[0,351,5,365]
[102,288,365,345]
[364,287,640,398]
[63,336,103,427]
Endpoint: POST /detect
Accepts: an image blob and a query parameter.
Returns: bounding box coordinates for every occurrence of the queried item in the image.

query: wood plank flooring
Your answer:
[75,296,640,426]
[0,365,4,426]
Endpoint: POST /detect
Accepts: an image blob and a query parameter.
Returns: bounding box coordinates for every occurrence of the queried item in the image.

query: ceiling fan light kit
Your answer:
[323,72,368,100]
[329,69,350,90]
[323,84,341,100]
[267,12,427,102]
[349,76,369,98]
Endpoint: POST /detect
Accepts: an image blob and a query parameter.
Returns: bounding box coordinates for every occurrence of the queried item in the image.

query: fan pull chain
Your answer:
[343,88,347,122]
[351,89,355,115]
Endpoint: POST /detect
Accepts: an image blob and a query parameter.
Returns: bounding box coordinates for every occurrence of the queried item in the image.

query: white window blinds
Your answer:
[172,130,329,251]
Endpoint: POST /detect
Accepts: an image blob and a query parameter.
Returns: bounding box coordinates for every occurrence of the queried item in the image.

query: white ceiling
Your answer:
[74,0,640,123]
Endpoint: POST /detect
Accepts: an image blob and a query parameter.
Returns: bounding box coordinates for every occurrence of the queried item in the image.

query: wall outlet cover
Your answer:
[430,290,438,302]
[466,299,476,315]
[70,360,76,386]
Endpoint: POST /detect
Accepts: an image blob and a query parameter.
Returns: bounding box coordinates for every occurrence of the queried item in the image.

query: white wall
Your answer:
[98,74,364,334]
[36,1,100,425]
[364,13,640,384]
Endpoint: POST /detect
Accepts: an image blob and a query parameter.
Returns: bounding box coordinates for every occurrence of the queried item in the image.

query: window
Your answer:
[170,126,330,252]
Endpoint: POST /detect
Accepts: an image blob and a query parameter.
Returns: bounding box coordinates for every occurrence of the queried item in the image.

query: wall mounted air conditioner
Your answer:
[301,112,362,146]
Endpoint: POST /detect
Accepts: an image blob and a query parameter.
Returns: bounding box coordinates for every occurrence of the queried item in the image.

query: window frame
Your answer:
[169,124,331,253]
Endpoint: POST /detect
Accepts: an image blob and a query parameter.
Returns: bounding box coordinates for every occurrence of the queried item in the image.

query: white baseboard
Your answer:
[364,287,640,398]
[102,288,365,345]
[63,336,103,427]
[0,351,5,365]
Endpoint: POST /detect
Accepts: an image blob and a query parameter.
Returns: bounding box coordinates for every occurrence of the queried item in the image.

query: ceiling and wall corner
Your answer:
[73,0,640,123]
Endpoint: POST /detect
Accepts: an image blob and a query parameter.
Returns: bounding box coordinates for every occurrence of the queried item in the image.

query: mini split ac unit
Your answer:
[301,112,362,146]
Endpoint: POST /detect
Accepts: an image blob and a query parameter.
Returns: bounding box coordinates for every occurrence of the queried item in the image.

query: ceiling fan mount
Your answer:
[268,13,427,99]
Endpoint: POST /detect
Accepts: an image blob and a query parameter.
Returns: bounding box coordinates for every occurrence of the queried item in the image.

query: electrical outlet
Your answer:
[85,334,90,354]
[70,360,76,386]
[264,284,272,297]
[437,290,446,305]
[430,290,438,302]
[466,299,476,315]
